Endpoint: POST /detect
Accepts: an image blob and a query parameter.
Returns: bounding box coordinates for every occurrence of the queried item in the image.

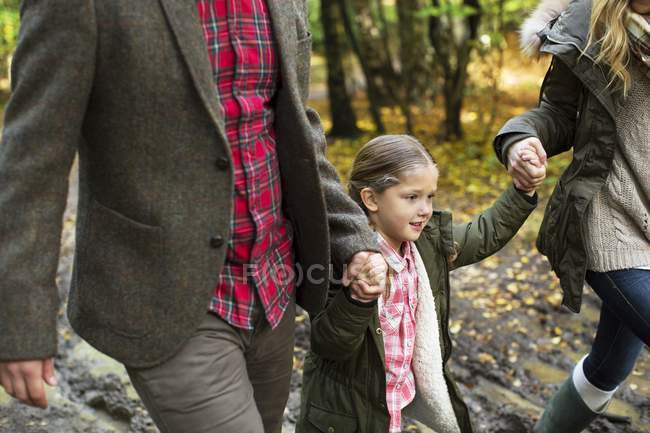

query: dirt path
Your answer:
[1,168,648,433]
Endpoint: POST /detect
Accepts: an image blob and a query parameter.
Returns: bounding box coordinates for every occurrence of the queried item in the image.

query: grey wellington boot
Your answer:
[533,377,601,433]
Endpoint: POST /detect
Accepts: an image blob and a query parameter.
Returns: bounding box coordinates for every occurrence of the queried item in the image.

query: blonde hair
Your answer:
[587,0,632,94]
[348,135,436,215]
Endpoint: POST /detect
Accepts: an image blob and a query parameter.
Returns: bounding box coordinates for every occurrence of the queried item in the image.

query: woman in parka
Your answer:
[495,0,650,431]
[297,135,541,433]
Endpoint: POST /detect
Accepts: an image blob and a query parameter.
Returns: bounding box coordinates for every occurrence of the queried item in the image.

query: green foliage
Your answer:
[483,0,540,30]
[380,2,397,23]
[0,0,20,79]
[307,0,324,50]
[416,3,480,19]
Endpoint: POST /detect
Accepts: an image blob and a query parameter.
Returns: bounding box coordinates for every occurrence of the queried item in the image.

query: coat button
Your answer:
[327,428,335,433]
[210,236,224,248]
[215,157,229,170]
[375,327,382,335]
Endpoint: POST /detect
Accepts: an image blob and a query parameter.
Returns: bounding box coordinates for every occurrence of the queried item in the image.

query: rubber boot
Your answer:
[533,377,601,433]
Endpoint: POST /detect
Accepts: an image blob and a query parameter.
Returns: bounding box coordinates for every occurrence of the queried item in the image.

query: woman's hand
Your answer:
[507,137,547,192]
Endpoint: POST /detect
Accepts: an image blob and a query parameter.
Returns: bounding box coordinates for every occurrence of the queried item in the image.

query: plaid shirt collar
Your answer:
[376,233,413,274]
[626,9,650,68]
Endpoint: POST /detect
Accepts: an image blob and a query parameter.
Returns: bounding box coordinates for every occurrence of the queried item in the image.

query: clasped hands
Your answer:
[506,137,548,193]
[343,251,388,303]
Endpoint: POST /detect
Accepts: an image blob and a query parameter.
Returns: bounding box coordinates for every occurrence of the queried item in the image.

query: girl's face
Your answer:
[365,164,439,252]
[631,0,650,14]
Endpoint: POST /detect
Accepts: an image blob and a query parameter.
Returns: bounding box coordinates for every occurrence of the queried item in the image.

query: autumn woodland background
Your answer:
[0,0,648,432]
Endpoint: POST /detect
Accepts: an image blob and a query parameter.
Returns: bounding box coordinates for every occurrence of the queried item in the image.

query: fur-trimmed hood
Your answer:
[520,0,572,56]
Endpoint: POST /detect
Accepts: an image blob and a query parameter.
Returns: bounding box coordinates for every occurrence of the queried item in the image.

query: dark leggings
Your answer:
[582,269,650,391]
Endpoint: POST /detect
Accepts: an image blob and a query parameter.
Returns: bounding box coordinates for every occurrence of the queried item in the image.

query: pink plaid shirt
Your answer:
[377,235,419,433]
[197,0,295,330]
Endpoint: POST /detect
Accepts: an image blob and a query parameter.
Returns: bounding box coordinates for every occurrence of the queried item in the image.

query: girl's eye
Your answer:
[407,195,417,200]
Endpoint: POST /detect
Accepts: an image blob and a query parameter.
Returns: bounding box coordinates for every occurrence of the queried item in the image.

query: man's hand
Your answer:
[0,358,57,408]
[507,137,547,192]
[343,251,387,303]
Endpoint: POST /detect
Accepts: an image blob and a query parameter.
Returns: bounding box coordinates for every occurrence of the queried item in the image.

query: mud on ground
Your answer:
[1,175,648,433]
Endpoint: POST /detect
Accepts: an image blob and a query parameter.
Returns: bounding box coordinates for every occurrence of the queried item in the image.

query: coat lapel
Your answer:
[157,0,301,150]
[266,0,298,90]
[158,0,228,147]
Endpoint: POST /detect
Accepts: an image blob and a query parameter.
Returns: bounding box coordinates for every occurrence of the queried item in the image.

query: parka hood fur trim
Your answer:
[520,0,572,56]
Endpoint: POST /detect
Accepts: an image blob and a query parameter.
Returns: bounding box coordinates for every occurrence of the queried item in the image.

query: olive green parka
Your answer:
[495,0,623,313]
[297,185,537,433]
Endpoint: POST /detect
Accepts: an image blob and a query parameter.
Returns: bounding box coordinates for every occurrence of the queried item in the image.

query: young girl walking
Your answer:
[297,135,543,433]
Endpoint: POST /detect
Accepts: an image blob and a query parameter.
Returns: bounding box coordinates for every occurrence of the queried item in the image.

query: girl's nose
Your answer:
[418,202,432,216]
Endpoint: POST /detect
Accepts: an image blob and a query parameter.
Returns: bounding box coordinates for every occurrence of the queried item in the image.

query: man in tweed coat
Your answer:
[0,1,385,432]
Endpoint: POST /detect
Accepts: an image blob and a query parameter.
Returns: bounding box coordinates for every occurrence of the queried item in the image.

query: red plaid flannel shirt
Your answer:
[197,0,295,330]
[378,235,419,433]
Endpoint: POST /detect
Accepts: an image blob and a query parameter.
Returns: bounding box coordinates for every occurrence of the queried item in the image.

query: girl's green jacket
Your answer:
[297,185,537,433]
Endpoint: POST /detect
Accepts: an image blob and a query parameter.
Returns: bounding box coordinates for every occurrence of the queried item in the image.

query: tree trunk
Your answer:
[321,0,361,137]
[429,0,482,140]
[337,0,386,133]
[444,84,464,140]
[397,0,433,134]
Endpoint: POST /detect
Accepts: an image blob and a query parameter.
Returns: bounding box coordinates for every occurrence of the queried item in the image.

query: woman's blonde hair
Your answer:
[587,0,632,94]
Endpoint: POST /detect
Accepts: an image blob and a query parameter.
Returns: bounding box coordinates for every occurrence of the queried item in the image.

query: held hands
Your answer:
[507,137,547,194]
[0,358,57,408]
[343,251,388,303]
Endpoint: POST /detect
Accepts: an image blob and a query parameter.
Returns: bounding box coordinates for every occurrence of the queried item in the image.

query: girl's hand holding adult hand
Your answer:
[343,252,387,303]
[507,137,547,192]
[517,147,547,196]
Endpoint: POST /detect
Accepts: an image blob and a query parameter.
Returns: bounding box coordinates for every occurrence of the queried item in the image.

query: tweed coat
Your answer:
[0,0,376,368]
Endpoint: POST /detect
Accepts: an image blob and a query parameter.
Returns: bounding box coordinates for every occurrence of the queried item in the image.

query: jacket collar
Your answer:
[538,0,594,59]
[423,211,455,258]
[157,0,300,148]
[158,0,227,145]
[534,0,619,119]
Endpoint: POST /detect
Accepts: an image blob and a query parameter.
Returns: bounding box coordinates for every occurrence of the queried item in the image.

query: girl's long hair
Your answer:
[348,135,436,216]
[587,0,632,94]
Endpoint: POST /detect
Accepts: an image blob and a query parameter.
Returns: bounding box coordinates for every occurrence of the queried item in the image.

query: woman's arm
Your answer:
[494,56,584,164]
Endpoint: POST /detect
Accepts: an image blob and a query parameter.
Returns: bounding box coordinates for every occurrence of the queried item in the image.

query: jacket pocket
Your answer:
[537,180,565,255]
[307,403,358,433]
[379,302,403,335]
[76,199,164,338]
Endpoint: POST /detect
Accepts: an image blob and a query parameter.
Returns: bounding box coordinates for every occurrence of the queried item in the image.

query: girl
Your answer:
[496,0,650,431]
[297,135,542,433]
